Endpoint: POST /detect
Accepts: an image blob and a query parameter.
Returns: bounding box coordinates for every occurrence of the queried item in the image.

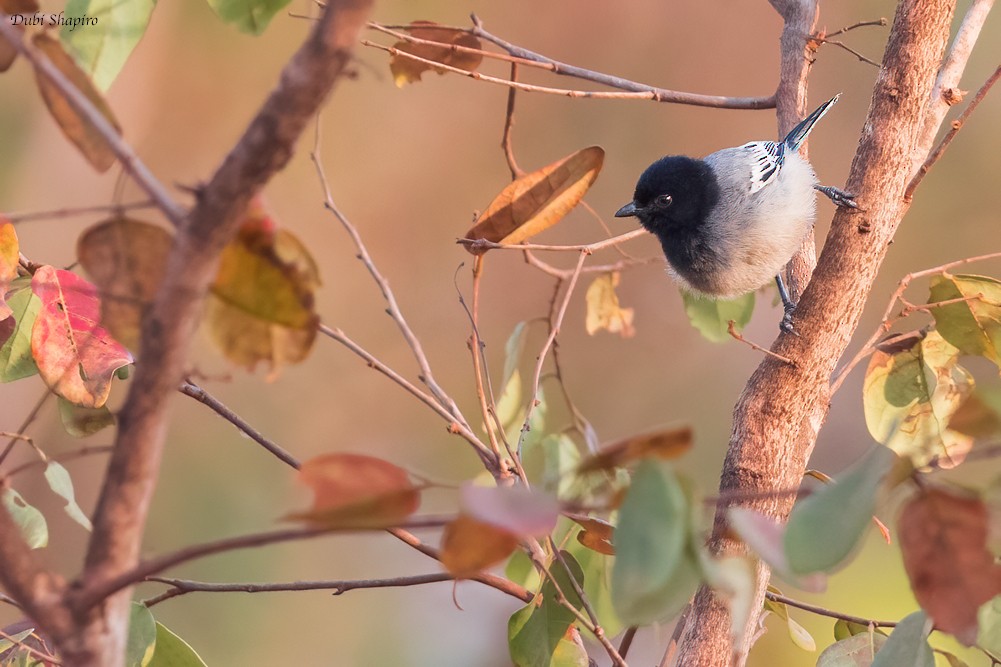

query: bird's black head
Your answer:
[614,156,720,237]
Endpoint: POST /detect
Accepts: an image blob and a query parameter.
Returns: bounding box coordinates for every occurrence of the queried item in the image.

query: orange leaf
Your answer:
[584,271,635,338]
[570,515,616,555]
[899,487,1001,645]
[464,147,604,254]
[0,221,18,320]
[389,21,484,87]
[76,218,173,353]
[30,266,132,408]
[440,515,519,578]
[289,453,421,529]
[31,33,121,172]
[578,426,693,473]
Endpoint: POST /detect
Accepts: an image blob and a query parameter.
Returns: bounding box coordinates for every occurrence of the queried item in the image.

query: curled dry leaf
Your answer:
[569,515,615,555]
[30,266,132,408]
[440,514,519,578]
[899,487,1001,645]
[0,221,18,320]
[578,426,692,473]
[464,147,605,254]
[289,453,421,529]
[31,32,122,172]
[390,21,484,87]
[77,217,173,353]
[585,271,635,338]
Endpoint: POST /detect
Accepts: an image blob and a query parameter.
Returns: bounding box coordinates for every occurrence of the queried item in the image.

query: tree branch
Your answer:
[673,0,959,665]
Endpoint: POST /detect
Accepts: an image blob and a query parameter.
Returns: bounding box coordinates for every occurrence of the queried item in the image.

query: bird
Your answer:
[614,94,855,333]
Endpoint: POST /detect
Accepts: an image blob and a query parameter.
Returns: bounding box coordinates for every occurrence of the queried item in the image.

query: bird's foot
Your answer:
[815,185,858,210]
[780,303,800,336]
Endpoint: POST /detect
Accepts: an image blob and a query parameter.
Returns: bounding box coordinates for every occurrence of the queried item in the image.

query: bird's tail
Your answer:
[782,94,840,151]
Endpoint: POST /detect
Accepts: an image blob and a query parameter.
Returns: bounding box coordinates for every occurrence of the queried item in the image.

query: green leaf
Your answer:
[523,433,581,500]
[566,531,620,636]
[935,650,971,667]
[495,368,524,433]
[2,487,48,549]
[0,277,40,382]
[503,320,529,388]
[58,396,115,438]
[508,552,588,667]
[126,602,156,667]
[0,628,34,654]
[816,632,887,666]
[204,0,292,34]
[681,291,754,343]
[60,0,157,91]
[43,460,93,531]
[871,611,933,667]
[784,447,896,575]
[834,619,887,641]
[863,331,973,467]
[929,274,1001,370]
[612,461,699,624]
[978,595,1001,655]
[148,621,207,666]
[764,587,816,651]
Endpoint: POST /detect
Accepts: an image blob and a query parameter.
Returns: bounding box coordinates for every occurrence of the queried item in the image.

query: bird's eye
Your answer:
[655,194,673,208]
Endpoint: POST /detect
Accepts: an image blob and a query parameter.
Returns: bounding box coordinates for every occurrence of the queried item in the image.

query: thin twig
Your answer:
[0,628,62,665]
[764,591,898,628]
[812,36,880,67]
[906,64,1001,200]
[459,228,648,254]
[618,627,638,659]
[468,256,504,461]
[502,62,524,179]
[3,445,114,480]
[727,321,796,366]
[0,390,51,467]
[3,200,157,223]
[179,380,300,470]
[824,18,888,39]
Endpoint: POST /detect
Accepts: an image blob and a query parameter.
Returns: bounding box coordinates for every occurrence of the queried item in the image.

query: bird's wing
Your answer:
[741,140,785,194]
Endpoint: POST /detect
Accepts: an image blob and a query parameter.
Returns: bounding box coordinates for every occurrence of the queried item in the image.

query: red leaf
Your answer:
[289,453,421,528]
[899,487,1001,645]
[30,266,132,408]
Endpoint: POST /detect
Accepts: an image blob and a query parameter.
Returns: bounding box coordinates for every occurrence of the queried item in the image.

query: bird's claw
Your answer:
[815,185,858,210]
[780,304,800,336]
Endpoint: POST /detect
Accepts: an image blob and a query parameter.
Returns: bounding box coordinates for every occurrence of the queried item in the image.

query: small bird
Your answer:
[615,94,855,332]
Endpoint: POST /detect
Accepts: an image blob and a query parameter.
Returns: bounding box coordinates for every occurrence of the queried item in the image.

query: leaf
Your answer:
[949,388,1001,438]
[43,460,93,531]
[204,0,292,34]
[440,515,519,578]
[126,601,156,667]
[60,0,157,91]
[584,272,636,338]
[681,290,755,343]
[464,147,605,253]
[929,274,1001,370]
[502,321,529,389]
[148,621,207,667]
[764,588,817,651]
[207,203,319,376]
[566,530,621,636]
[569,515,615,555]
[390,21,484,87]
[611,461,699,623]
[288,453,421,528]
[77,217,173,353]
[31,32,122,172]
[0,221,18,320]
[978,596,1001,655]
[460,483,560,537]
[2,487,48,549]
[30,266,133,408]
[578,426,692,473]
[58,395,115,438]
[784,446,896,575]
[870,611,934,667]
[0,628,34,655]
[727,507,825,593]
[833,619,887,641]
[702,555,756,648]
[816,632,887,667]
[508,551,588,667]
[0,277,41,382]
[898,488,1001,645]
[936,650,971,667]
[863,330,974,467]
[522,433,581,500]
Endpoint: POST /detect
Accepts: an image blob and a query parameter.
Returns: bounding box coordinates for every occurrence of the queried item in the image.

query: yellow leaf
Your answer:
[585,272,635,338]
[389,21,484,87]
[464,147,604,253]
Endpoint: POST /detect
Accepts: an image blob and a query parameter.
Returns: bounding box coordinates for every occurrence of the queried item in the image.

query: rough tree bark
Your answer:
[673,0,958,665]
[0,1,373,665]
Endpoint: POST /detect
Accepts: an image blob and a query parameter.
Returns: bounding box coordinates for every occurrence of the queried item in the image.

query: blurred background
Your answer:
[1,0,999,664]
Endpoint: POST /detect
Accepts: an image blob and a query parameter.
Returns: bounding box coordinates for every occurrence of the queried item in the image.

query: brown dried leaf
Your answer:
[440,515,519,578]
[585,271,635,338]
[76,218,173,354]
[578,426,693,473]
[31,33,121,172]
[289,453,421,529]
[390,21,483,87]
[464,147,604,253]
[899,488,1001,645]
[569,515,615,555]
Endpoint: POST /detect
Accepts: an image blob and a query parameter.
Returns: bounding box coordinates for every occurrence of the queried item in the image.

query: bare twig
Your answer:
[0,390,51,466]
[764,591,898,628]
[468,256,504,462]
[502,62,524,179]
[824,18,887,39]
[0,628,63,665]
[459,228,648,254]
[727,321,796,366]
[618,627,638,659]
[812,36,880,67]
[3,200,156,224]
[906,64,1001,200]
[179,380,300,470]
[4,445,114,480]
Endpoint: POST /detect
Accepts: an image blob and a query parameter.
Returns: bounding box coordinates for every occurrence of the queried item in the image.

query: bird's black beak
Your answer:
[615,202,639,218]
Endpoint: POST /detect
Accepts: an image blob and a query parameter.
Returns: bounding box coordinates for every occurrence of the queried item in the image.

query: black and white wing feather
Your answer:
[742,140,786,194]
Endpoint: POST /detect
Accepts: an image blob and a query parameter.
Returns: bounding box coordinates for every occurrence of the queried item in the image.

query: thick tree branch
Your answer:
[673,0,959,665]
